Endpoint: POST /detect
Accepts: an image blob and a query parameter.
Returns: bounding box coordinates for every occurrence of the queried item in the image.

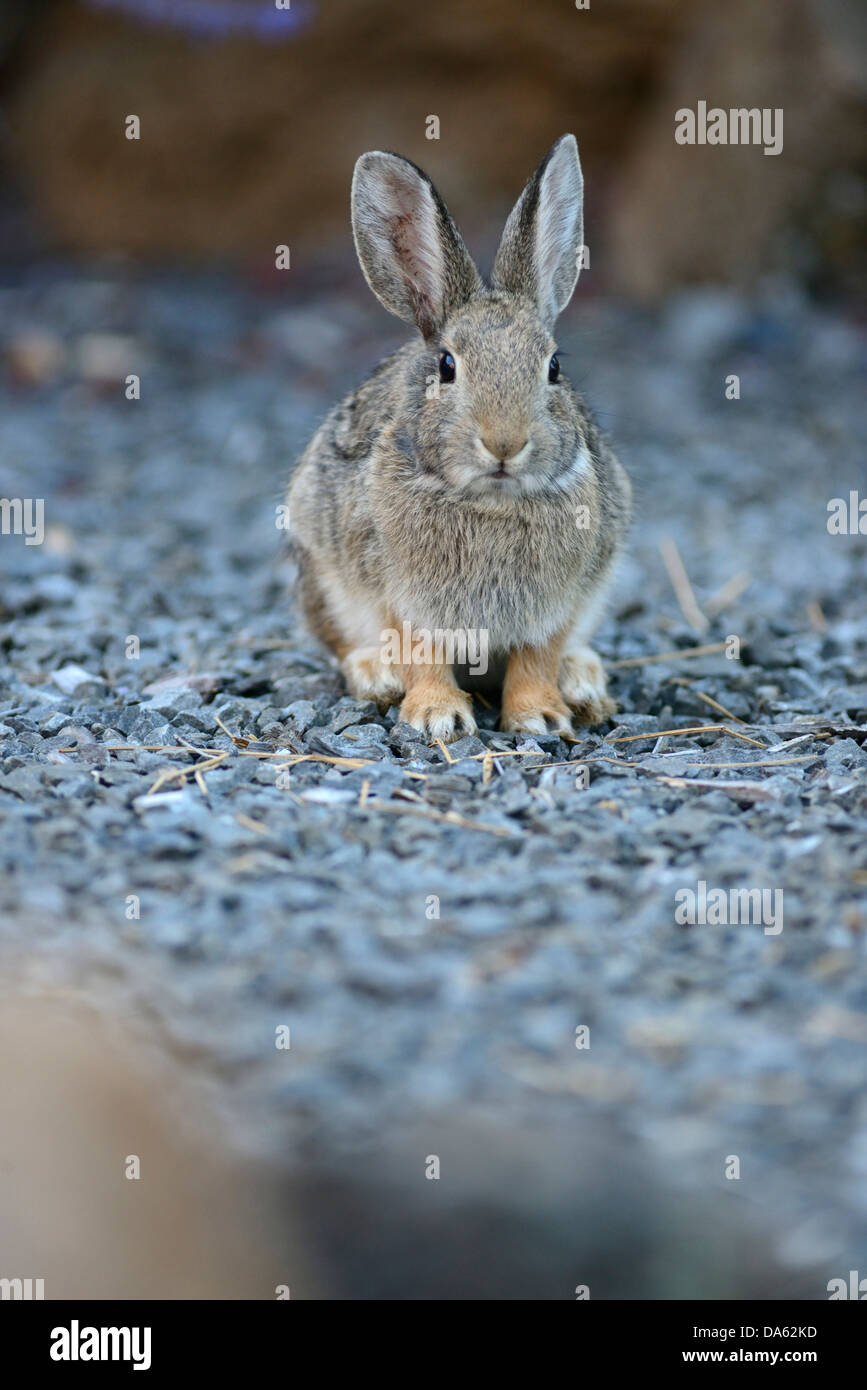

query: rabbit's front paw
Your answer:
[341,647,405,711]
[558,648,616,726]
[400,685,477,743]
[500,683,574,736]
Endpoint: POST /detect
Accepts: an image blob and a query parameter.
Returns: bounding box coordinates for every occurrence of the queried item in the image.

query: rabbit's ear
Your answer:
[492,135,584,328]
[352,152,480,341]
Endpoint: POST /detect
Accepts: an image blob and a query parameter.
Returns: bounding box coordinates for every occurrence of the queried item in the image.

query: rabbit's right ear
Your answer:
[351,152,480,341]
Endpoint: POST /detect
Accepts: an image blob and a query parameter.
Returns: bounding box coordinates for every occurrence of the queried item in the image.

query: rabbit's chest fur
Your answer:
[371,468,599,650]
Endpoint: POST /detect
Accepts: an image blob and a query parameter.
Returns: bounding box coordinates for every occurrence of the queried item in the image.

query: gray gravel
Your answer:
[1,262,866,1297]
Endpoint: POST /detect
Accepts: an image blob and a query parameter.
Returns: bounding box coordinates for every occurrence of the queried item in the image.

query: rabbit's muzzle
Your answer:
[477,433,531,468]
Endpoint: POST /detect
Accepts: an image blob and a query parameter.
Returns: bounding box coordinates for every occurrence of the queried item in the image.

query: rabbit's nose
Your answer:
[481,436,529,463]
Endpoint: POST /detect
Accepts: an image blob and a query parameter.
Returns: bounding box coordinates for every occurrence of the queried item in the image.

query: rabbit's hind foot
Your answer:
[341,646,405,712]
[558,647,616,726]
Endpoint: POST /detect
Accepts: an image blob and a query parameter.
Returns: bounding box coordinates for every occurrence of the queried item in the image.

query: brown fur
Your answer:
[501,629,571,734]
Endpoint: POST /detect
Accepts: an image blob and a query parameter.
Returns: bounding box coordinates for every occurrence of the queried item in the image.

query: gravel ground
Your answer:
[1,260,866,1297]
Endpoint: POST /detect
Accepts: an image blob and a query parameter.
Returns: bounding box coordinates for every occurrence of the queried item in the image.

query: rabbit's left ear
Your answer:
[492,135,584,328]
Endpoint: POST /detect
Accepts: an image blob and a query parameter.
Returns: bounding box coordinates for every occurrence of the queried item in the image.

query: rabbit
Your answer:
[287,134,631,742]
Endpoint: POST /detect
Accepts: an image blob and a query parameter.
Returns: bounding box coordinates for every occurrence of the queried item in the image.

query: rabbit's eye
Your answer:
[439,351,456,384]
[548,354,560,384]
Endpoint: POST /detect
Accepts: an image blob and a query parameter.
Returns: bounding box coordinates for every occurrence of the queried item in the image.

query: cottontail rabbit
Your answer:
[288,135,631,741]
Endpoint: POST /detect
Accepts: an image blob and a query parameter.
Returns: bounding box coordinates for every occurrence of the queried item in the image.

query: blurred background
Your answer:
[0,0,865,298]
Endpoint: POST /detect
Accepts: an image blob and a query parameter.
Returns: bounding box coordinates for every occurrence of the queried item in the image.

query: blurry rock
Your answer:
[42,523,77,555]
[289,1116,813,1299]
[51,662,103,695]
[5,330,66,386]
[263,308,348,366]
[662,289,749,358]
[75,332,141,385]
[142,671,223,696]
